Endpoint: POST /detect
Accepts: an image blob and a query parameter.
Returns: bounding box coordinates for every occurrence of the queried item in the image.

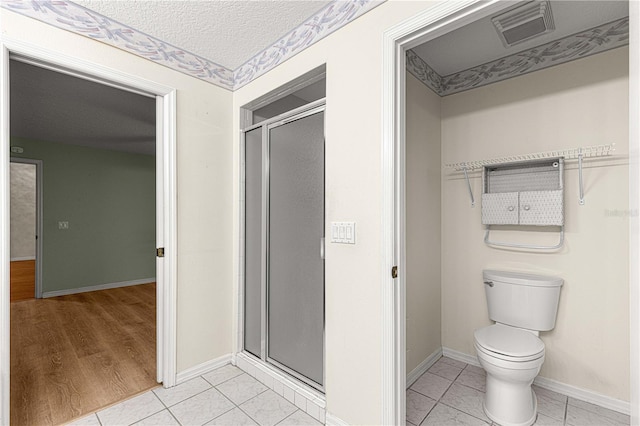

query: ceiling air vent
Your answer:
[492,1,555,47]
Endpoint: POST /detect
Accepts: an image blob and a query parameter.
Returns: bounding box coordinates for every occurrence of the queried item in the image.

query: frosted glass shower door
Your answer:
[267,111,325,388]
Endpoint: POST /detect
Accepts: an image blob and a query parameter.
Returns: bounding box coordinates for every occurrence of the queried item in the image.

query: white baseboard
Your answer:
[442,346,481,367]
[534,376,630,416]
[407,347,442,388]
[442,347,630,416]
[42,277,156,298]
[176,354,232,384]
[325,412,349,426]
[10,256,35,261]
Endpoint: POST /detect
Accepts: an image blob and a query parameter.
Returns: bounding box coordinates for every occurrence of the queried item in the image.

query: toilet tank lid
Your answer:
[483,270,563,287]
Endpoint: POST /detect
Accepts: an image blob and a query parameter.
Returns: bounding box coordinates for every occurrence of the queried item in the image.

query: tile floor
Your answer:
[67,356,631,426]
[408,357,631,426]
[67,364,322,426]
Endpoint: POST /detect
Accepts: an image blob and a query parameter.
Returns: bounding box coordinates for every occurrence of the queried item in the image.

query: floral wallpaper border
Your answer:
[1,0,383,91]
[408,17,629,97]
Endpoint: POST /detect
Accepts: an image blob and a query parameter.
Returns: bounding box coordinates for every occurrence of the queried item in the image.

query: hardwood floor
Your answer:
[10,283,157,426]
[10,260,35,301]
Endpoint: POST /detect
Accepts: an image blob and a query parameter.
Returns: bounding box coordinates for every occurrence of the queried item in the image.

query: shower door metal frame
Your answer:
[240,98,326,393]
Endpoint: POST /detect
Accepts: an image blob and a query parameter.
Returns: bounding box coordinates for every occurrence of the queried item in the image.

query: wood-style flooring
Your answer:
[10,260,35,302]
[11,283,157,426]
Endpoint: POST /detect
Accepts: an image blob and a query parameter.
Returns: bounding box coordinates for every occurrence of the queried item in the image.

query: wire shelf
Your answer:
[444,143,615,171]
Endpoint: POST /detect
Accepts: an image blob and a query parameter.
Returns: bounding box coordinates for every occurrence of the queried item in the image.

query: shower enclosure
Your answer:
[242,100,325,391]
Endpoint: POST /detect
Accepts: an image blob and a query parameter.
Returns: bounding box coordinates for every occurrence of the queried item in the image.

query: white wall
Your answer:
[232,2,444,423]
[9,162,35,260]
[441,47,630,401]
[1,10,234,373]
[406,72,441,375]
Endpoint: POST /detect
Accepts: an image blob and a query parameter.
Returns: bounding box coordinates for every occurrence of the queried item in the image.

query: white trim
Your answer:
[0,36,179,422]
[325,412,349,426]
[442,347,481,367]
[534,376,630,416]
[176,354,233,384]
[41,278,155,298]
[0,41,10,426]
[9,256,35,262]
[406,348,442,388]
[629,2,640,424]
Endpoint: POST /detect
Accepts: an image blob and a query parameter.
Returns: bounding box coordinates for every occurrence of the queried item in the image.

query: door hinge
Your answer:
[392,266,398,279]
[156,247,165,258]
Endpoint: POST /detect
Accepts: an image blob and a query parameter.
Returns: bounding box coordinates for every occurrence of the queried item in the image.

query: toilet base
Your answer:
[483,388,537,426]
[482,372,539,426]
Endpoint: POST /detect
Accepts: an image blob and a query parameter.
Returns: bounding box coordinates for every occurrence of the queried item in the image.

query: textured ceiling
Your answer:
[412,0,629,76]
[72,0,332,70]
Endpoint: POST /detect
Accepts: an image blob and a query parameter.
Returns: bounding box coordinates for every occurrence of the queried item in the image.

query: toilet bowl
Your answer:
[475,270,563,426]
[474,324,545,426]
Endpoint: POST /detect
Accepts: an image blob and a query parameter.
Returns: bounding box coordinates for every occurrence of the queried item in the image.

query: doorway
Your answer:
[0,41,178,425]
[381,0,639,424]
[9,158,41,301]
[242,100,326,392]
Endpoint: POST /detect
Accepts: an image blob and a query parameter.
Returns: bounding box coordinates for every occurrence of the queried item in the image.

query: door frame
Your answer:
[9,157,42,298]
[0,37,178,423]
[380,1,640,424]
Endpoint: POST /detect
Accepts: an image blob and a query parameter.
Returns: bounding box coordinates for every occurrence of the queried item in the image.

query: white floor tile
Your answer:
[463,364,485,376]
[533,412,564,426]
[440,357,468,370]
[153,376,212,407]
[566,403,629,426]
[535,392,566,421]
[169,387,235,425]
[532,385,567,404]
[568,398,630,424]
[429,358,464,381]
[406,389,436,426]
[206,407,259,425]
[277,409,323,425]
[440,383,491,423]
[203,364,245,386]
[455,368,486,393]
[240,389,297,426]
[217,373,269,405]
[97,392,165,426]
[66,413,101,425]
[410,372,452,400]
[421,403,489,426]
[132,409,180,426]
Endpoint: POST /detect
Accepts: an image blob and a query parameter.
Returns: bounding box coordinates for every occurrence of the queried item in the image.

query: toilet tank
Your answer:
[483,270,563,331]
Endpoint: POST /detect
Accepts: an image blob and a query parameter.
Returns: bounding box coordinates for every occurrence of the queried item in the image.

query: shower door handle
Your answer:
[320,238,325,260]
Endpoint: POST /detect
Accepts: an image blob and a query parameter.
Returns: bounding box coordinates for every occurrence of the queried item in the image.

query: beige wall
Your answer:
[406,72,442,375]
[1,10,234,373]
[441,47,630,400]
[232,2,443,423]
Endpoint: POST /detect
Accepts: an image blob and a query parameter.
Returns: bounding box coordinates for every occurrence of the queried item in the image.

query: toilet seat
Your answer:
[474,324,545,362]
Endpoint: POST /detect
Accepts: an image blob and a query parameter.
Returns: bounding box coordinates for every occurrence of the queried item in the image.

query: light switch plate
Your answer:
[331,222,355,244]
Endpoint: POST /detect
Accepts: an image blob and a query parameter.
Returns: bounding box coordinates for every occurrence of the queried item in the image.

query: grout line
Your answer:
[273,409,301,425]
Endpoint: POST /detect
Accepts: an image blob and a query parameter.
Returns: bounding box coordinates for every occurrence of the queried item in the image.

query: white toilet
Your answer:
[474,270,563,426]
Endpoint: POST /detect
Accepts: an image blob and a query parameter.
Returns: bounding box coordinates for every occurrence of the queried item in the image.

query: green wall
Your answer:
[11,137,156,293]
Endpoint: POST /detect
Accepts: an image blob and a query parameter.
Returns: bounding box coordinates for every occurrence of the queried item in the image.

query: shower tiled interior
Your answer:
[408,357,630,426]
[68,356,630,426]
[68,364,322,426]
